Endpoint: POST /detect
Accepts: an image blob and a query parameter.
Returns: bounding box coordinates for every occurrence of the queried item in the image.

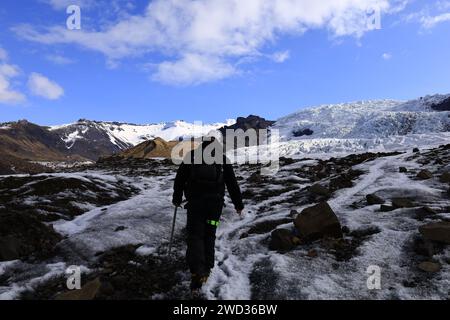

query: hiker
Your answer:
[172,135,244,294]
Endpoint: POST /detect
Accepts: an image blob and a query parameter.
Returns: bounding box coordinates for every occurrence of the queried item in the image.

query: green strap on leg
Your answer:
[206,219,220,227]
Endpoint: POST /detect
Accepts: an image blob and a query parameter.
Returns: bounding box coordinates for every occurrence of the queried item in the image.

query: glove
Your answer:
[172,199,182,207]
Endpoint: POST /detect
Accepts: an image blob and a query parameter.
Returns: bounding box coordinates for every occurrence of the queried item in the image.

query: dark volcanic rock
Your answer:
[440,171,450,183]
[219,115,275,147]
[269,229,295,251]
[392,197,415,208]
[366,194,385,205]
[418,261,441,273]
[294,202,342,241]
[242,218,293,239]
[417,170,433,180]
[430,96,450,111]
[399,167,408,173]
[419,222,450,244]
[292,128,314,137]
[380,205,395,212]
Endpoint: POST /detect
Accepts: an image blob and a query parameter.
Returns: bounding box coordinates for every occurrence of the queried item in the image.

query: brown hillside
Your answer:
[119,137,197,160]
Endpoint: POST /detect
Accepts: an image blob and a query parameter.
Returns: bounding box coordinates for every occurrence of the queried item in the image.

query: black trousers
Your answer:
[185,199,222,276]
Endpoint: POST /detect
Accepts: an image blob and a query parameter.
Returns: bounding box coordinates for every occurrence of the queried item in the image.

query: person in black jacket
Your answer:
[172,138,244,293]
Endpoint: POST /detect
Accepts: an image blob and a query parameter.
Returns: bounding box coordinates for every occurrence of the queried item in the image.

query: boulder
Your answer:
[294,202,342,240]
[399,167,408,173]
[55,278,102,300]
[392,197,415,208]
[309,184,330,197]
[439,171,450,183]
[413,148,420,153]
[380,205,395,212]
[419,222,450,244]
[415,207,437,220]
[366,194,385,205]
[269,229,295,251]
[417,170,433,180]
[247,171,262,183]
[418,261,441,273]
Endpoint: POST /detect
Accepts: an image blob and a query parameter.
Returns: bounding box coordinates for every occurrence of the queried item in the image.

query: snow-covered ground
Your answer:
[1,143,449,300]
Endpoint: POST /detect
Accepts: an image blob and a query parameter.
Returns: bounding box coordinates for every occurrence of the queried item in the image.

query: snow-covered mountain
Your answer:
[50,119,235,150]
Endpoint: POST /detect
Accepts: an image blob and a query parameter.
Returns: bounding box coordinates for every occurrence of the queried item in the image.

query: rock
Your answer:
[114,226,126,232]
[307,249,318,258]
[366,194,385,205]
[309,184,330,197]
[439,171,450,183]
[0,235,22,261]
[412,237,437,257]
[419,222,450,244]
[247,172,262,183]
[399,167,408,173]
[289,209,299,217]
[380,205,395,212]
[392,197,415,208]
[280,157,296,165]
[269,229,295,251]
[294,202,342,240]
[415,207,437,220]
[349,226,381,238]
[418,261,441,273]
[417,170,433,180]
[55,278,102,300]
[413,148,420,153]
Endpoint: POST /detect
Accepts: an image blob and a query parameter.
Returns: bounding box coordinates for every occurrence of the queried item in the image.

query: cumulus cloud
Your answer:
[0,62,26,104]
[16,0,406,85]
[152,54,237,86]
[28,73,64,100]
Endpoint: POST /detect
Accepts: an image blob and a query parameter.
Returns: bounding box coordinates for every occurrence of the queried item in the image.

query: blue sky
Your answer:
[0,0,449,125]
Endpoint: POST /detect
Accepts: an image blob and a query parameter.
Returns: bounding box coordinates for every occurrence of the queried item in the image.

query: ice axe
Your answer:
[168,205,178,256]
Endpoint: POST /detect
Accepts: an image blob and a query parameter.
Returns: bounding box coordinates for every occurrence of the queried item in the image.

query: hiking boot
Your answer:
[190,273,209,291]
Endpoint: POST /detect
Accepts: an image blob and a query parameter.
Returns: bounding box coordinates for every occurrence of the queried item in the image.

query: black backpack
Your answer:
[188,163,224,198]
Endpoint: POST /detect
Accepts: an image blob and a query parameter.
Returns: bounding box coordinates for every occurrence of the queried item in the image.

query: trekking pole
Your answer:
[168,206,178,256]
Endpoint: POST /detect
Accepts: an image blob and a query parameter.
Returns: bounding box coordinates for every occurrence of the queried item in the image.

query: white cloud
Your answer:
[16,0,406,85]
[0,63,26,104]
[28,73,64,100]
[271,50,290,63]
[421,12,450,28]
[152,54,237,86]
[45,54,75,65]
[382,52,392,60]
